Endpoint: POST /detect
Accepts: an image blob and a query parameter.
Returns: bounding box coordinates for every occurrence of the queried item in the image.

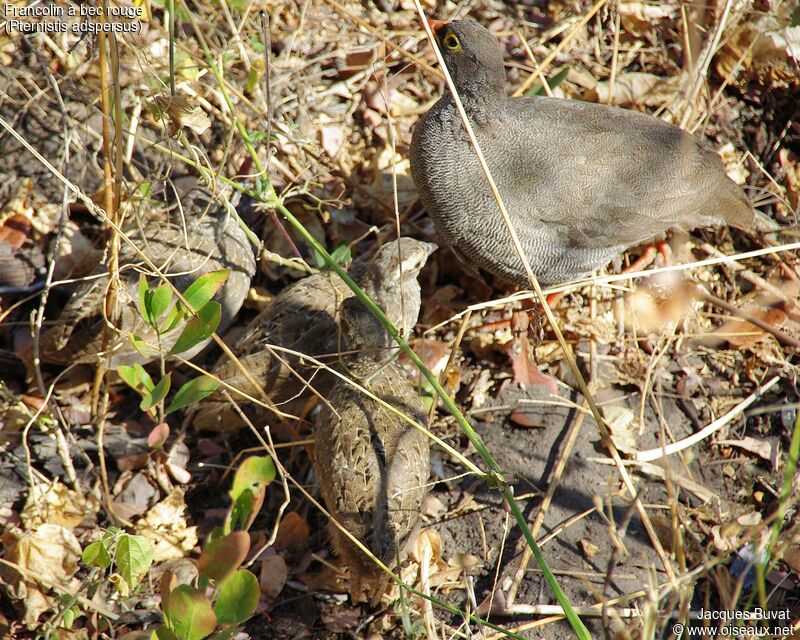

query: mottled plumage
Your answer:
[27,187,255,368]
[193,238,436,429]
[410,20,762,287]
[313,295,430,604]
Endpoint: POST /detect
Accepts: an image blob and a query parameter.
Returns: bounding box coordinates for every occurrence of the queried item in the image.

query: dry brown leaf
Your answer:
[0,524,82,626]
[715,307,787,348]
[150,94,211,136]
[590,73,677,107]
[21,480,98,530]
[319,123,346,159]
[617,1,677,37]
[52,221,103,281]
[502,333,558,393]
[273,511,310,550]
[716,436,775,466]
[135,488,198,562]
[112,471,160,520]
[606,405,639,455]
[579,538,600,559]
[509,406,544,429]
[407,338,450,375]
[260,553,288,599]
[411,528,442,565]
[449,552,481,571]
[717,9,800,87]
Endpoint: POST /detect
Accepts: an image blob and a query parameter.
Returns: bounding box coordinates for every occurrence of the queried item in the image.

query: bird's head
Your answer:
[426,20,506,104]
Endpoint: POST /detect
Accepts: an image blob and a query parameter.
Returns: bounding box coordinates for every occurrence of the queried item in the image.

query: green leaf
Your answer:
[138,273,150,322]
[115,534,154,589]
[154,626,180,640]
[197,531,251,583]
[245,64,263,94]
[61,603,78,629]
[150,284,173,325]
[314,242,351,269]
[230,456,275,502]
[159,304,185,334]
[249,36,264,53]
[166,375,221,416]
[330,242,352,266]
[181,270,230,313]
[792,5,800,26]
[168,301,221,356]
[229,490,256,533]
[130,335,163,359]
[214,570,260,625]
[525,66,571,96]
[82,540,112,569]
[117,364,155,393]
[140,373,171,412]
[164,585,217,640]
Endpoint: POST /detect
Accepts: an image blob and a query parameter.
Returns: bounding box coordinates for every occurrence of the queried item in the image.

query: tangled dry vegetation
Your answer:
[1,0,799,638]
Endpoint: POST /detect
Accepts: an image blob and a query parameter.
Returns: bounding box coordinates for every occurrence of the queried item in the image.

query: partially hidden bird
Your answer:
[410,19,771,289]
[23,186,256,369]
[313,293,430,605]
[193,237,436,429]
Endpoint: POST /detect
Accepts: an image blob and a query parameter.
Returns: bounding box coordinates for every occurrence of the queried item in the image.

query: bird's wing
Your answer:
[495,97,737,248]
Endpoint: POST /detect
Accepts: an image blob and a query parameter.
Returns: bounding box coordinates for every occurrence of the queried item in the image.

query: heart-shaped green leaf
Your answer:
[115,534,153,590]
[214,569,260,625]
[82,540,111,569]
[163,585,216,640]
[197,531,250,583]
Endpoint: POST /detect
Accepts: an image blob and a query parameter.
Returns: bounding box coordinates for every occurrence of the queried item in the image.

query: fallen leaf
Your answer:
[503,333,558,393]
[259,552,288,599]
[605,405,639,455]
[319,123,346,159]
[508,406,543,428]
[716,436,775,465]
[135,488,198,562]
[589,72,676,107]
[273,511,310,550]
[715,307,787,348]
[0,524,82,626]
[579,539,600,559]
[21,480,98,530]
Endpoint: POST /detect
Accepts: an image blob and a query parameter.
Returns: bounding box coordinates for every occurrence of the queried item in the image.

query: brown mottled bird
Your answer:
[313,294,430,605]
[25,187,256,368]
[410,20,770,289]
[193,237,436,429]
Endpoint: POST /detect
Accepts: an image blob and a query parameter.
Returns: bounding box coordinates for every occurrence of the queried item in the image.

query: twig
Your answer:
[634,375,781,462]
[696,286,800,349]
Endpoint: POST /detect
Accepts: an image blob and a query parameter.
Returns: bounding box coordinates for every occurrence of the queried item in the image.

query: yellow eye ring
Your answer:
[443,32,460,51]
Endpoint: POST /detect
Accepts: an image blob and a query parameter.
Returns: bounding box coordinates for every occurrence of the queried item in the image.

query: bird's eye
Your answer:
[443,32,460,51]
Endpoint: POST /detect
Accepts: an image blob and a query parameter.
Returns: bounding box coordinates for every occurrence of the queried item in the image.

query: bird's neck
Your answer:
[441,84,504,127]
